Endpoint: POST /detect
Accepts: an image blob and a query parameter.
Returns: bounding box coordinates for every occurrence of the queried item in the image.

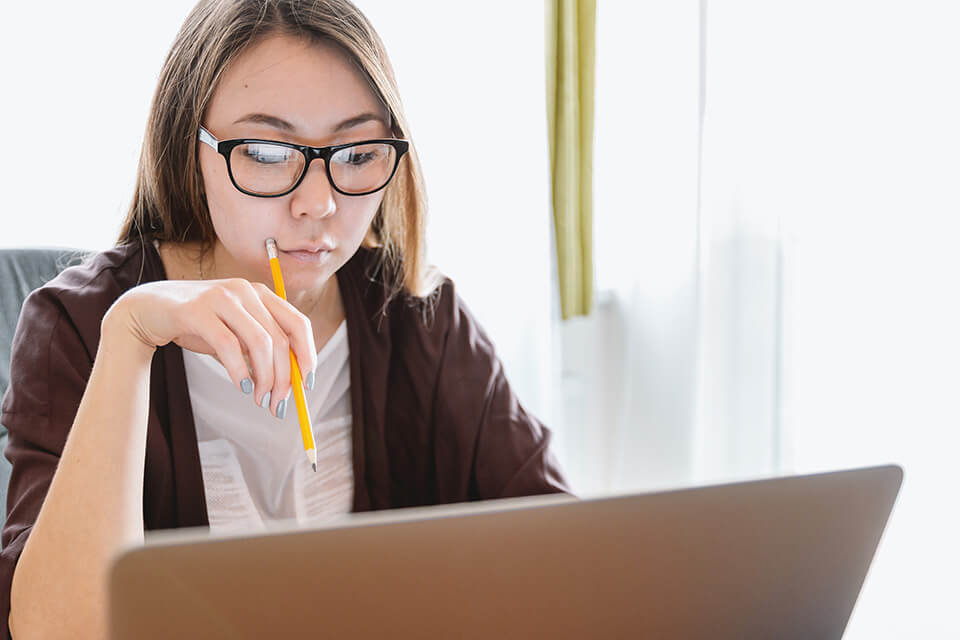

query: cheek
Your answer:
[200,154,236,233]
[200,154,277,256]
[339,193,384,245]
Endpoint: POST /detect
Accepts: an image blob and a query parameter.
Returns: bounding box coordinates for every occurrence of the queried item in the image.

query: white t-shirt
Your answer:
[182,318,354,533]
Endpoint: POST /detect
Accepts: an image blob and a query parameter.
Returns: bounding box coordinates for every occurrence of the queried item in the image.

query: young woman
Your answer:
[0,1,570,636]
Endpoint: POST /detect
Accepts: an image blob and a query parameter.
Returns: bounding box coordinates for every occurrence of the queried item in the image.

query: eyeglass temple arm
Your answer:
[198,126,219,150]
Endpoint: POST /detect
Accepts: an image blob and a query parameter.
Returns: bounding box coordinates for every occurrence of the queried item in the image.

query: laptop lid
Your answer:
[109,464,902,640]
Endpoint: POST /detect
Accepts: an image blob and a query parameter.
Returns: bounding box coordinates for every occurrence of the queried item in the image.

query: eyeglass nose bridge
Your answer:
[293,146,338,193]
[303,144,335,164]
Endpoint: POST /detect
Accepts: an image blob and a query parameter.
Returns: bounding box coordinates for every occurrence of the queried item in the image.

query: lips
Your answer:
[280,244,335,265]
[283,244,335,253]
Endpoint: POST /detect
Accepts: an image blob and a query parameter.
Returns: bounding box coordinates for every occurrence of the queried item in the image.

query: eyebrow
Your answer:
[231,112,389,134]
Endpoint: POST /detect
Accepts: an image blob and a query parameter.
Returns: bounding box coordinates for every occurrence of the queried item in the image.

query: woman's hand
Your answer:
[104,278,317,415]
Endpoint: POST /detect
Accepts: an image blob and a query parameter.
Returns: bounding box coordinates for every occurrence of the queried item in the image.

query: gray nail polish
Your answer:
[260,391,271,409]
[240,378,253,394]
[276,398,288,420]
[305,370,315,391]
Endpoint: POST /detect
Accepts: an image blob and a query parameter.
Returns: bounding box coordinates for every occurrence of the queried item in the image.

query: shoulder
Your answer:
[39,240,156,302]
[1,240,159,423]
[16,240,161,361]
[340,245,476,346]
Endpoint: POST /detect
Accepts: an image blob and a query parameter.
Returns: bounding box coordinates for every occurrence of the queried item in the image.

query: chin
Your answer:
[283,259,337,288]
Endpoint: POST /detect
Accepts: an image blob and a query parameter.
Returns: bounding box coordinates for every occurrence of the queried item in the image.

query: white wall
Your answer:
[564,0,702,497]
[572,2,960,636]
[697,2,960,637]
[1,1,198,250]
[0,1,559,448]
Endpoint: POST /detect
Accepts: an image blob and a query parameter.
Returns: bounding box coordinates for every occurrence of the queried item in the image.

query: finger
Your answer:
[209,285,277,406]
[254,282,318,383]
[229,281,294,415]
[203,317,251,393]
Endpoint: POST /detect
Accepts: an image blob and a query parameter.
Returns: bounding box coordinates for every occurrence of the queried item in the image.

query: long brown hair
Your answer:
[118,0,439,301]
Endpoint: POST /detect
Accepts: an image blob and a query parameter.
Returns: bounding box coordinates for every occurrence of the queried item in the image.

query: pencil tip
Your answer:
[312,462,318,473]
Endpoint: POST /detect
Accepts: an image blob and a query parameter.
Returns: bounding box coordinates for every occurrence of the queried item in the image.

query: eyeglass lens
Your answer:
[229,142,398,196]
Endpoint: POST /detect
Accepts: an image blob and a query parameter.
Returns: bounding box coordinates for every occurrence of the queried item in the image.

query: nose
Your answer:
[290,159,336,220]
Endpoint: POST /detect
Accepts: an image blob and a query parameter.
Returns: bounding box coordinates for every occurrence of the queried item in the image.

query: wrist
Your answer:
[100,298,159,365]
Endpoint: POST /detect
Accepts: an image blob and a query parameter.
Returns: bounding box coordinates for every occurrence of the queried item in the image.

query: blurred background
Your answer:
[2,1,958,636]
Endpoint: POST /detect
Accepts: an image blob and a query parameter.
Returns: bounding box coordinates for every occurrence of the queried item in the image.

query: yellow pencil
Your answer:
[265,238,318,472]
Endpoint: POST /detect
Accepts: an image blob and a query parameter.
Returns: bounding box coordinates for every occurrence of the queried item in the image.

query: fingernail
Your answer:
[276,398,288,420]
[240,378,253,394]
[260,391,271,409]
[285,388,292,402]
[305,370,315,391]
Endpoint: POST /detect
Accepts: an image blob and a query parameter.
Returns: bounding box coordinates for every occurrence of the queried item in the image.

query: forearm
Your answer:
[9,323,156,640]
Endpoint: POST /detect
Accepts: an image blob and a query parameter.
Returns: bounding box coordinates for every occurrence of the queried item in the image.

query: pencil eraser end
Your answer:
[265,238,278,259]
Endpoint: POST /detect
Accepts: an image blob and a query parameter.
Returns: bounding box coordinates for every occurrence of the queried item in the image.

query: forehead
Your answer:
[206,33,389,139]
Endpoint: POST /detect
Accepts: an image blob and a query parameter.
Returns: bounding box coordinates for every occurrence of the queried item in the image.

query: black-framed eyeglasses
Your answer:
[198,126,409,198]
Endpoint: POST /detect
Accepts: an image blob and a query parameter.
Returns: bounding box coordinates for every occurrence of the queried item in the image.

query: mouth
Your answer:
[280,245,335,265]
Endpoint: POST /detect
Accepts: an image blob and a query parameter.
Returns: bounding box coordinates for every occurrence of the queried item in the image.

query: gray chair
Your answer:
[0,248,88,530]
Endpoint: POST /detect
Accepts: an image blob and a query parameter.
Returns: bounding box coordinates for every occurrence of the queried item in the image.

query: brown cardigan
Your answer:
[0,238,570,634]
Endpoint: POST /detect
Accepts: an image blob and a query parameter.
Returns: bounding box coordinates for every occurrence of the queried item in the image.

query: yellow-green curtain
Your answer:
[546,0,596,320]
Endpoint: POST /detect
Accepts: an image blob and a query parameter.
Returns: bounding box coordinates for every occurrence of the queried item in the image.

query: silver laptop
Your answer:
[109,464,901,639]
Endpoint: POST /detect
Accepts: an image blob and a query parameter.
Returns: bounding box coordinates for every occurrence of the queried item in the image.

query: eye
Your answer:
[242,143,295,165]
[336,143,389,168]
[344,150,377,165]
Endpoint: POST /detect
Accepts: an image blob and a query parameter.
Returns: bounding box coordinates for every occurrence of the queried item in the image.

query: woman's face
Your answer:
[199,33,393,295]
